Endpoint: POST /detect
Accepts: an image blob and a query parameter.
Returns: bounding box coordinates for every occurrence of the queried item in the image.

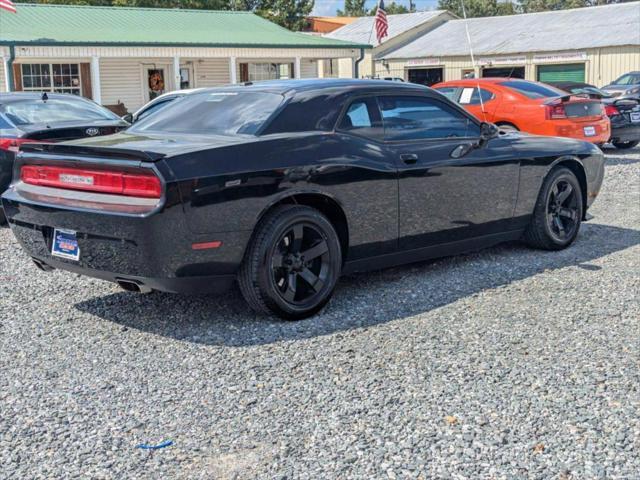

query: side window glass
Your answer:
[137,98,174,122]
[459,87,494,105]
[378,96,480,141]
[340,101,372,128]
[338,99,382,139]
[435,87,459,102]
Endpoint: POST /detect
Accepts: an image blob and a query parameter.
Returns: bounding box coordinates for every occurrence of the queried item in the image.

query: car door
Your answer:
[376,94,521,250]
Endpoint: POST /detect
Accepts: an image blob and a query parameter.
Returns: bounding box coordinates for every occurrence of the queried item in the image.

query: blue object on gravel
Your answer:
[136,440,173,450]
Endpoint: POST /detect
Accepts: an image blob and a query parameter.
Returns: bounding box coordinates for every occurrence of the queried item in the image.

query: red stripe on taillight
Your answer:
[0,138,49,153]
[20,165,162,199]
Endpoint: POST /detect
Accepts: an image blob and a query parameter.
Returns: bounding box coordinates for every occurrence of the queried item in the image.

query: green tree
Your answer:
[436,0,517,17]
[337,0,366,16]
[256,0,314,30]
[369,1,411,14]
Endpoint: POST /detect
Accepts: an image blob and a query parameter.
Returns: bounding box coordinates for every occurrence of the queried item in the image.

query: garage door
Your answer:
[537,63,585,83]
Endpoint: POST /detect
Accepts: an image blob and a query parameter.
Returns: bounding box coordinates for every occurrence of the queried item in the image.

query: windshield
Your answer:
[611,73,640,86]
[130,91,285,136]
[1,98,120,126]
[500,80,567,99]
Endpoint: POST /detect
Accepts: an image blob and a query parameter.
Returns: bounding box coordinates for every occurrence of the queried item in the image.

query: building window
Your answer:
[240,62,294,82]
[462,69,475,79]
[21,63,82,95]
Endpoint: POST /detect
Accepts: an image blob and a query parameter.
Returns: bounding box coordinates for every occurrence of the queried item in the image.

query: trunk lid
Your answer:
[20,120,129,142]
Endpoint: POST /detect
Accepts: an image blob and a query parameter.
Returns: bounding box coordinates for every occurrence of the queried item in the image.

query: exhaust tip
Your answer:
[32,258,54,272]
[116,279,152,294]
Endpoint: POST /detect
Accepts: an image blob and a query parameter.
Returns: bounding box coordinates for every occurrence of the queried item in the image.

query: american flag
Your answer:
[0,0,16,13]
[374,0,389,43]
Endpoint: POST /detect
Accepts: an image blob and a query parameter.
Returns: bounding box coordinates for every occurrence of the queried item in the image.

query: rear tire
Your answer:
[523,167,583,250]
[238,205,342,320]
[0,208,6,226]
[612,140,639,150]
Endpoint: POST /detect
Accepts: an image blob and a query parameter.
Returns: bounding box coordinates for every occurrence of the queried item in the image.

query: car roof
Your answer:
[190,78,430,96]
[437,78,528,86]
[0,92,94,103]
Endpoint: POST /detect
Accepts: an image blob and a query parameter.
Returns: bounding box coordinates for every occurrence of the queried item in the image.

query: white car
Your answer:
[125,88,206,124]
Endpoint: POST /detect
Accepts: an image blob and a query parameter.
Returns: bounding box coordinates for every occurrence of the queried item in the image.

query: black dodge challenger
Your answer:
[2,80,605,319]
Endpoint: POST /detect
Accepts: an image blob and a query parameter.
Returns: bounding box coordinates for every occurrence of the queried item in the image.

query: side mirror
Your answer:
[480,122,499,141]
[122,113,134,124]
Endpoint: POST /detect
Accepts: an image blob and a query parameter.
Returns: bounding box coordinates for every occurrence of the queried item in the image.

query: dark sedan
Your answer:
[0,93,129,224]
[2,80,605,319]
[549,81,640,150]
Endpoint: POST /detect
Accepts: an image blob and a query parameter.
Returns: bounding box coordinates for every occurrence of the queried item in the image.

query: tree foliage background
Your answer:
[437,0,634,18]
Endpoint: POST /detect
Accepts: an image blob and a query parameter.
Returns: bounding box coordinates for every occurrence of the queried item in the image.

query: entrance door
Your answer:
[537,63,585,83]
[143,65,169,102]
[407,68,443,87]
[482,66,525,79]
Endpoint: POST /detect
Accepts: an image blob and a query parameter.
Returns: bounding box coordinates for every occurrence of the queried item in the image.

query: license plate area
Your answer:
[583,126,596,137]
[630,111,640,123]
[51,228,80,261]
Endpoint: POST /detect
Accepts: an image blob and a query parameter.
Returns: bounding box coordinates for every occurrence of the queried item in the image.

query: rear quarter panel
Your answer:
[165,132,399,261]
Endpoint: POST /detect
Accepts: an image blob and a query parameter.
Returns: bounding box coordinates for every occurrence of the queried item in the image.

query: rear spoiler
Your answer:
[20,142,165,162]
[543,93,597,104]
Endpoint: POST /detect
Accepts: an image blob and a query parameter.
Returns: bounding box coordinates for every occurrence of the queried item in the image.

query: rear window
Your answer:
[500,80,566,99]
[1,98,119,126]
[130,91,284,136]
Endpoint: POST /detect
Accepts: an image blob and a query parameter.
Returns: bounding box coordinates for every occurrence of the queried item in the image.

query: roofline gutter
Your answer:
[354,48,365,79]
[0,40,372,50]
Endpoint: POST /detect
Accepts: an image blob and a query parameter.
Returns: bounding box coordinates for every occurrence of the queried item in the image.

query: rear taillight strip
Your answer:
[20,165,162,199]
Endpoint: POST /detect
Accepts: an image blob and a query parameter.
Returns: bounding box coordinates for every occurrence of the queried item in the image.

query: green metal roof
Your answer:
[0,4,368,49]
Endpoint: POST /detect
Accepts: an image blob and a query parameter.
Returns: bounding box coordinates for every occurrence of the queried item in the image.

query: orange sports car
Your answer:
[432,78,610,144]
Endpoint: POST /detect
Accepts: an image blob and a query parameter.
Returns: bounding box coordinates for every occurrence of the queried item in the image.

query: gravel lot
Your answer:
[1,147,639,480]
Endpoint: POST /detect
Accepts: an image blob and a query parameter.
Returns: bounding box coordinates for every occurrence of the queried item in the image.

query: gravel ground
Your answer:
[1,147,639,480]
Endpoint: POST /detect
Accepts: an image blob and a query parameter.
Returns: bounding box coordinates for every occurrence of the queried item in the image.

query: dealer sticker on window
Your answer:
[51,229,80,261]
[583,126,596,137]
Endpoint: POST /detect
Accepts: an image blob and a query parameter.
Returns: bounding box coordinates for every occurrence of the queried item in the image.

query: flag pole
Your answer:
[368,0,380,49]
[460,0,487,120]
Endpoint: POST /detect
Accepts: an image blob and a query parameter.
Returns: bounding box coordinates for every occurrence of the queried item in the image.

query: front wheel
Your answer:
[524,167,583,250]
[612,140,639,150]
[238,205,342,320]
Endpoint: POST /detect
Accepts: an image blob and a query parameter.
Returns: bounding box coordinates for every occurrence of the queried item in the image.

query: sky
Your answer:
[311,0,439,17]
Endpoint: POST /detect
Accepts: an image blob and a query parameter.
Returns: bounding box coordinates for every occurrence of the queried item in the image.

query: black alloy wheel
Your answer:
[524,167,583,250]
[239,205,342,319]
[546,178,580,243]
[271,223,331,306]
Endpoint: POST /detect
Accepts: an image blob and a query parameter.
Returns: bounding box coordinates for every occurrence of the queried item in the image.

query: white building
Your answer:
[0,4,368,113]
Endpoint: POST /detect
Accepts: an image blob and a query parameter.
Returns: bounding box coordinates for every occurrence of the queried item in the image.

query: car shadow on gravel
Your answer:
[74,222,640,347]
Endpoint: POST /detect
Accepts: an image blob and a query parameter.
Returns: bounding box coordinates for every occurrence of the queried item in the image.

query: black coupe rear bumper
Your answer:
[1,188,250,294]
[610,121,640,144]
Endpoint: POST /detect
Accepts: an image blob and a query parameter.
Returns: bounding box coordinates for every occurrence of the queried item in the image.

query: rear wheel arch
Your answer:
[495,121,519,131]
[253,192,349,263]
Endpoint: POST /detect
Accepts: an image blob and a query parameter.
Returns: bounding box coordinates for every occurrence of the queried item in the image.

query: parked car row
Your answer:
[433,78,640,150]
[1,79,606,318]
